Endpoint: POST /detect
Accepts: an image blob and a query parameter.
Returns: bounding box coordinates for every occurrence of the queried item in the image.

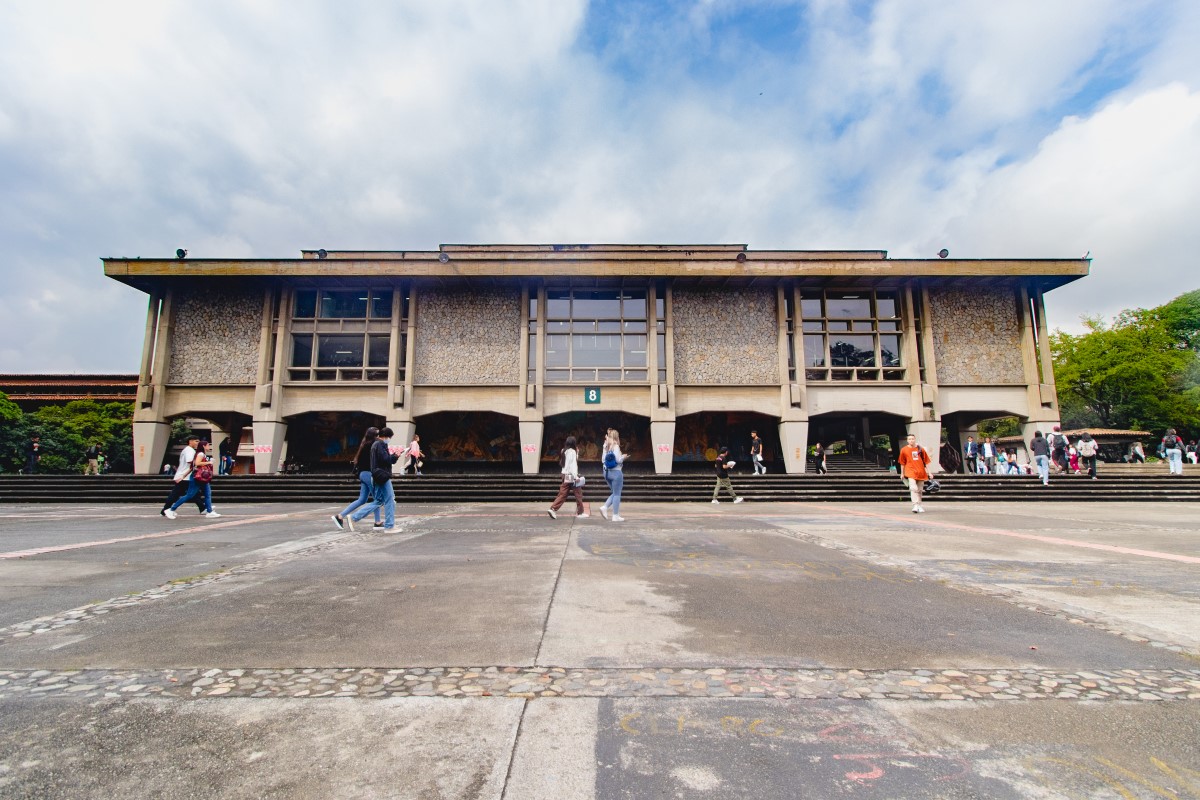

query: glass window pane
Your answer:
[545,334,569,367]
[547,321,570,333]
[294,290,317,318]
[370,291,393,319]
[574,291,621,318]
[320,290,369,319]
[622,292,647,318]
[623,334,648,367]
[546,290,570,319]
[573,320,598,333]
[878,321,900,331]
[598,369,622,381]
[657,333,666,364]
[288,369,309,381]
[880,335,902,367]
[852,320,874,332]
[314,369,337,381]
[368,335,390,367]
[529,295,538,320]
[827,321,849,331]
[805,369,827,381]
[655,296,665,319]
[829,335,875,367]
[366,369,388,381]
[623,369,647,381]
[802,321,824,332]
[316,335,364,367]
[545,369,569,382]
[573,334,621,367]
[876,294,898,318]
[622,320,647,333]
[291,334,313,367]
[827,293,870,319]
[572,369,597,381]
[597,321,622,333]
[801,297,823,318]
[803,335,825,367]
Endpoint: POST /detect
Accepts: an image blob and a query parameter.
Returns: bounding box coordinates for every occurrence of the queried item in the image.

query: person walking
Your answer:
[1162,428,1185,475]
[1187,441,1198,465]
[332,426,383,531]
[345,427,400,532]
[1029,431,1051,486]
[548,435,586,518]
[979,437,998,474]
[1047,426,1068,474]
[963,436,978,474]
[711,446,743,504]
[404,434,424,476]
[1076,432,1099,479]
[898,432,931,513]
[165,440,220,518]
[84,443,102,476]
[750,430,766,475]
[813,442,827,475]
[23,435,41,475]
[599,428,627,521]
[160,434,207,517]
[1130,441,1146,464]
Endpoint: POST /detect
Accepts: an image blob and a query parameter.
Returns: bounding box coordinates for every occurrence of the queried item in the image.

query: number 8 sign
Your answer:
[584,387,601,404]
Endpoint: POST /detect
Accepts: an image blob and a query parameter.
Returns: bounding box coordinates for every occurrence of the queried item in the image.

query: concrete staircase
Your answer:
[3,471,1199,504]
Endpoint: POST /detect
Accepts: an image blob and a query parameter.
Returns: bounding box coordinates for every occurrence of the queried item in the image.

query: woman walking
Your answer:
[600,428,626,521]
[345,427,400,532]
[332,426,383,531]
[813,442,827,475]
[547,435,587,519]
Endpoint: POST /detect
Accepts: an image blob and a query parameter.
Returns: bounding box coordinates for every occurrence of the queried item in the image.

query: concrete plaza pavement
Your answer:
[0,498,1197,798]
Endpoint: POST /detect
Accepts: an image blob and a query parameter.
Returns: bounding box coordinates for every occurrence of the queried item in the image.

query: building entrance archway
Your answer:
[673,412,780,473]
[542,411,651,473]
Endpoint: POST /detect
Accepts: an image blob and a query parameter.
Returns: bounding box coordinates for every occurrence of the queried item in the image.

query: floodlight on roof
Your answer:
[317,249,327,259]
[937,249,949,258]
[176,248,187,259]
[438,252,450,263]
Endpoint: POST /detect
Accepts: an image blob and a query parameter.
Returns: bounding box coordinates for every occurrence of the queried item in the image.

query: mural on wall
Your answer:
[673,412,778,463]
[284,411,385,470]
[541,412,652,464]
[416,412,520,462]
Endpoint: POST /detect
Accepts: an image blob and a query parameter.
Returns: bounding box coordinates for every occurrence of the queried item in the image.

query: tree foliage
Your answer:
[0,394,135,474]
[1051,290,1200,439]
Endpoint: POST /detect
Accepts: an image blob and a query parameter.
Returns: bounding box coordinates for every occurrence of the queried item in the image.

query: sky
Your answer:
[1,0,1198,372]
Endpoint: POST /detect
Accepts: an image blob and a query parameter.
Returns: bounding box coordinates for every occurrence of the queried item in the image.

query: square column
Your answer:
[650,421,676,474]
[519,421,544,475]
[778,421,810,474]
[252,420,288,475]
[133,421,171,475]
[906,421,943,473]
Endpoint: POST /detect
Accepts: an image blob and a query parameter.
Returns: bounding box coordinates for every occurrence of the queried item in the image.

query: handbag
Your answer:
[194,462,213,483]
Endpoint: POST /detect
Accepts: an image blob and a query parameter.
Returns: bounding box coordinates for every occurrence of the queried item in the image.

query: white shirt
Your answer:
[175,445,196,481]
[560,448,579,481]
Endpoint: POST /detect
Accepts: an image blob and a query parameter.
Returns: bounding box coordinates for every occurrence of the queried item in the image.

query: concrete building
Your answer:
[103,244,1087,475]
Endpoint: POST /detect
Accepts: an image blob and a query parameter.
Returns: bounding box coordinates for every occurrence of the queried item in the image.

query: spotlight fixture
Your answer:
[736,252,747,262]
[438,252,450,263]
[176,249,187,259]
[937,249,949,259]
[317,249,327,259]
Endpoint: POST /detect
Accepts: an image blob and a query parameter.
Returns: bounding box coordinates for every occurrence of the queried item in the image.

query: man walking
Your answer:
[962,435,978,474]
[750,431,766,475]
[711,446,744,504]
[979,437,999,474]
[84,443,102,476]
[898,433,931,513]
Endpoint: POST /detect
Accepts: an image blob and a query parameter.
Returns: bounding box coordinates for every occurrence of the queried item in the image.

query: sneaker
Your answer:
[331,515,344,530]
[577,513,590,518]
[205,511,221,518]
[547,509,557,519]
[163,509,177,519]
[916,506,925,513]
[912,506,920,513]
[733,497,744,504]
[600,506,610,520]
[611,515,625,522]
[373,522,385,530]
[345,516,355,531]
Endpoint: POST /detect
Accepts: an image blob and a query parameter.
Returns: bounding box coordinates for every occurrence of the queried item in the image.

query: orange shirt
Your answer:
[898,444,930,481]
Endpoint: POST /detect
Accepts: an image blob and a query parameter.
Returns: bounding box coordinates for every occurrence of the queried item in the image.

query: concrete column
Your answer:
[779,420,810,474]
[650,421,676,474]
[1019,420,1059,465]
[252,420,288,475]
[133,421,172,475]
[519,421,544,475]
[906,421,943,473]
[388,420,415,475]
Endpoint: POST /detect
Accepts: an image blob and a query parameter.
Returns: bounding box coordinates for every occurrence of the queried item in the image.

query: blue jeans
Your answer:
[171,476,213,513]
[339,471,382,523]
[351,479,395,528]
[603,468,624,516]
[1167,448,1183,474]
[1035,454,1050,484]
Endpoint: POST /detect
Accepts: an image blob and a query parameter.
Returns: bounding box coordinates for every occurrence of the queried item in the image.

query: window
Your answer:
[799,289,905,381]
[540,285,651,383]
[288,288,403,382]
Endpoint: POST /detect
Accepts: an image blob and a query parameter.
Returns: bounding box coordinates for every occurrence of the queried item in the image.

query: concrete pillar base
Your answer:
[519,421,544,475]
[650,421,676,474]
[906,420,943,473]
[133,421,172,475]
[252,420,288,475]
[779,420,810,474]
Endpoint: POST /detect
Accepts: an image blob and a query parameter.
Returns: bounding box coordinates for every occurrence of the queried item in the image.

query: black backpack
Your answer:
[1165,434,1179,449]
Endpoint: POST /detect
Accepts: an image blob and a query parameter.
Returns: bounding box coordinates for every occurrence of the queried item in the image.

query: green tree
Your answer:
[0,396,134,474]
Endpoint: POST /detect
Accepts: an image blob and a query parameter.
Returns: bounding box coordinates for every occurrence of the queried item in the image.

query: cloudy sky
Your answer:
[2,0,1198,372]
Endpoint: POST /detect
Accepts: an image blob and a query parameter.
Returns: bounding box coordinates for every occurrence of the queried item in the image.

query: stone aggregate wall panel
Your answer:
[168,288,262,384]
[928,286,1025,385]
[414,289,521,384]
[673,288,779,384]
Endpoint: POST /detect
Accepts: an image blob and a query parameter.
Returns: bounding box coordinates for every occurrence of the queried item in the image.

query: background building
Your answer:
[103,244,1087,475]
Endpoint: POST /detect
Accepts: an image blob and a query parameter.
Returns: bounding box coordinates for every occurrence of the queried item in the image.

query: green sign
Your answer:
[584,387,602,404]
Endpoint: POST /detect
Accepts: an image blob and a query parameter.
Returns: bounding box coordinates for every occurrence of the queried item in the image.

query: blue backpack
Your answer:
[603,450,618,469]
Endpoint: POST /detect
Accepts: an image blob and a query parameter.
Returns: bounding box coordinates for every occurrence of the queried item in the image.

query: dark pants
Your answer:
[1083,455,1098,478]
[549,480,584,515]
[162,480,206,513]
[964,456,977,474]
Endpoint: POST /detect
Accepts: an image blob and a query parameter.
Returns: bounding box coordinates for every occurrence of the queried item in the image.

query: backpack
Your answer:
[1077,439,1096,457]
[603,449,618,469]
[1165,434,1179,449]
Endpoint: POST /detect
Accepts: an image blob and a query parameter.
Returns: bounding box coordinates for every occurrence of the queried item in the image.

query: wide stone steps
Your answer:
[3,473,1199,504]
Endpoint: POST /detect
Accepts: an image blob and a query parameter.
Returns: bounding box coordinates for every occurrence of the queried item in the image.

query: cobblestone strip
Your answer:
[1,666,1197,703]
[775,527,1200,657]
[0,519,432,646]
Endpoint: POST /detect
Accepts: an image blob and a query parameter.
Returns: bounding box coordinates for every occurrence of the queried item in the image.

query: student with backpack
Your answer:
[1047,426,1068,473]
[599,428,627,521]
[1076,432,1099,479]
[1029,431,1051,485]
[1162,429,1184,475]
